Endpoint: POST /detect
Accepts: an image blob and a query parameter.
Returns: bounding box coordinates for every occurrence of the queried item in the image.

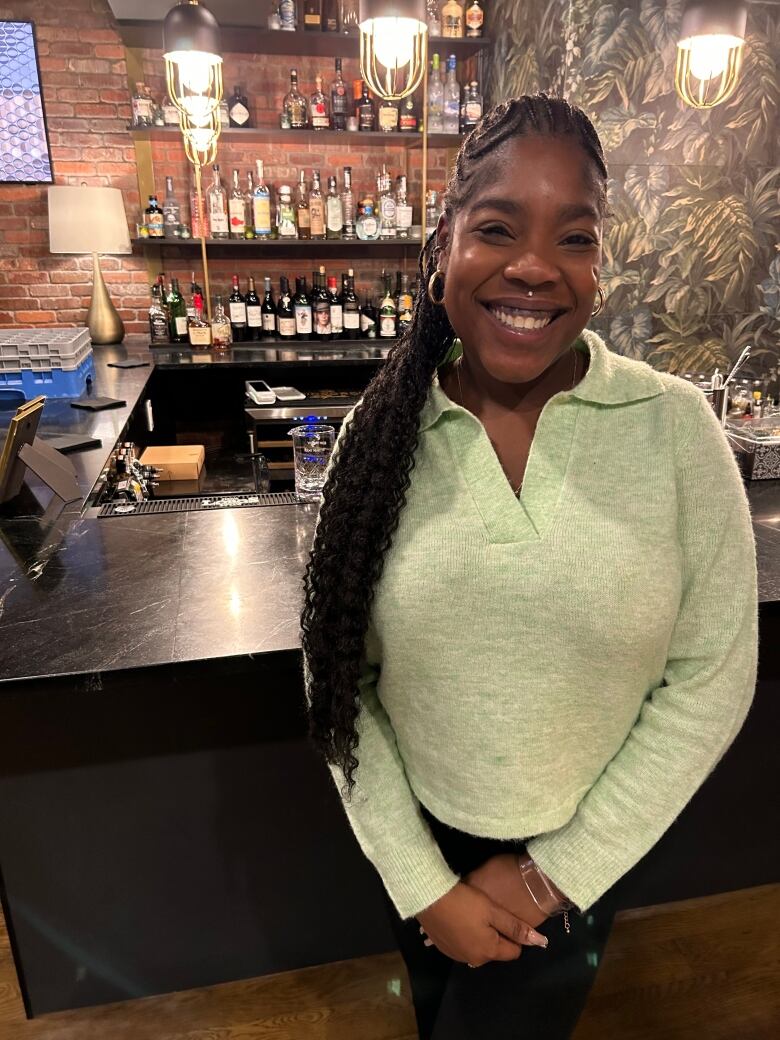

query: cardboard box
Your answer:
[139,445,205,481]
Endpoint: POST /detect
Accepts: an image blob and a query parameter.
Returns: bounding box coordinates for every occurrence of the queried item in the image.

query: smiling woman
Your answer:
[301,93,757,1040]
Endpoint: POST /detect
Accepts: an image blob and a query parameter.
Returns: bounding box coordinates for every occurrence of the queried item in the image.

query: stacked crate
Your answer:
[0,329,95,399]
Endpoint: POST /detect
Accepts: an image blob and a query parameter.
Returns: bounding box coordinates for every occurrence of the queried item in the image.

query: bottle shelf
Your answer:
[149,337,390,352]
[118,22,490,60]
[130,126,465,150]
[134,238,423,259]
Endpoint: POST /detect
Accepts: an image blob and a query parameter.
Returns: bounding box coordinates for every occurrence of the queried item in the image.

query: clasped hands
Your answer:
[416,853,551,969]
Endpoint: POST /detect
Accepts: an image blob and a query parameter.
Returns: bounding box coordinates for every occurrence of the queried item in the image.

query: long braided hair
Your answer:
[301,93,609,797]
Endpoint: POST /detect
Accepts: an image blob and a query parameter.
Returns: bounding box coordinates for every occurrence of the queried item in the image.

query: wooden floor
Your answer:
[0,884,777,1039]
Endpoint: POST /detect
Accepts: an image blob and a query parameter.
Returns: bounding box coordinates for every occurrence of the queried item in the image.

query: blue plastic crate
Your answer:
[0,354,95,399]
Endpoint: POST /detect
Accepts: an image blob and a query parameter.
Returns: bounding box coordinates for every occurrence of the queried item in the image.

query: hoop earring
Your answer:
[591,286,606,316]
[427,269,446,306]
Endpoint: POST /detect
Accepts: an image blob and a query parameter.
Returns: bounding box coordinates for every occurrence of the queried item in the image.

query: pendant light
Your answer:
[163,0,223,126]
[359,0,428,101]
[675,0,748,109]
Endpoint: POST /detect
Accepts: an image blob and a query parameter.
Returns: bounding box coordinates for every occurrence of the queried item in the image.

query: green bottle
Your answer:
[167,277,188,343]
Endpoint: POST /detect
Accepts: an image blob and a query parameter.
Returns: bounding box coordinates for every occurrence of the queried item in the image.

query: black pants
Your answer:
[382,802,621,1040]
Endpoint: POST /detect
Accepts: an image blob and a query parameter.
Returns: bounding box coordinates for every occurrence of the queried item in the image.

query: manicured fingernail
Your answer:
[529,930,548,948]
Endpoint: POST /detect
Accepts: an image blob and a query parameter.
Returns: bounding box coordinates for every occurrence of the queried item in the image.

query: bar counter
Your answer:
[0,339,778,1016]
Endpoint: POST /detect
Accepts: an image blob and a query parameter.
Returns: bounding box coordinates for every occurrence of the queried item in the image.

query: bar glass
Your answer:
[288,424,335,502]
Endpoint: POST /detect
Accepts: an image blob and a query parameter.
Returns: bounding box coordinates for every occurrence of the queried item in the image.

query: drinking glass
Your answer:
[288,424,335,502]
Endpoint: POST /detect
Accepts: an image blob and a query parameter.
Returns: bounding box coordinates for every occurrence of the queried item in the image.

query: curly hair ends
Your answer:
[301,93,609,799]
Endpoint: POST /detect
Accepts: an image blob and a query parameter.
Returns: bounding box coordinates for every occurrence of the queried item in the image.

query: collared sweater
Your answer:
[302,329,758,920]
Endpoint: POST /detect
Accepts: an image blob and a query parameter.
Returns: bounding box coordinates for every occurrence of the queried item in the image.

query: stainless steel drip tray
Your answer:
[97,491,302,518]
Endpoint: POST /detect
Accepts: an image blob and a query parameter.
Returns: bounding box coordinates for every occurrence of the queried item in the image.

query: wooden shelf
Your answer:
[134,238,422,259]
[118,21,490,60]
[131,126,464,149]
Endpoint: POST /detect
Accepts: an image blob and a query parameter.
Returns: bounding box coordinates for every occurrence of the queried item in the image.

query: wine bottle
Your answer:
[228,273,248,342]
[293,276,313,339]
[313,266,331,341]
[261,276,277,340]
[245,275,262,341]
[343,269,360,339]
[277,276,296,339]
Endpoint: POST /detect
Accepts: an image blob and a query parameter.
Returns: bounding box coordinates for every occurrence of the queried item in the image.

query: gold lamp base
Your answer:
[87,251,125,345]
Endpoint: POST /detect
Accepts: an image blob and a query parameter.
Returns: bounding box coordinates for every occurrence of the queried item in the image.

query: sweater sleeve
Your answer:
[302,404,461,920]
[525,386,759,914]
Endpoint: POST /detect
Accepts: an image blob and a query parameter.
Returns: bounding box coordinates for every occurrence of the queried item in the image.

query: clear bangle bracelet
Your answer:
[517,853,574,934]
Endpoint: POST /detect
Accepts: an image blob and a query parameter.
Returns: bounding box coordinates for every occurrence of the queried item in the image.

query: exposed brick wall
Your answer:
[0,0,149,332]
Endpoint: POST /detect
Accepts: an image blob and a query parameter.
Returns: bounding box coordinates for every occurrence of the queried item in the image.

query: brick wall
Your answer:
[0,0,149,332]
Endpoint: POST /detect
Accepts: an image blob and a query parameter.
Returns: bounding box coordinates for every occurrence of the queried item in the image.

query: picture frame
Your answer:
[0,20,54,184]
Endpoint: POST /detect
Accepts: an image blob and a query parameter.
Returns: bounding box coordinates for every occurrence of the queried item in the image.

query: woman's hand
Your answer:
[463,853,549,930]
[416,880,549,968]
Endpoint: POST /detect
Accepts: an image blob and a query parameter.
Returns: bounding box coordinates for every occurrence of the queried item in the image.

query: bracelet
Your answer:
[517,853,574,916]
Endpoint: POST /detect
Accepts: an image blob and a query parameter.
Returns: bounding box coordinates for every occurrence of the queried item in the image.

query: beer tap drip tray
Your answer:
[98,491,301,518]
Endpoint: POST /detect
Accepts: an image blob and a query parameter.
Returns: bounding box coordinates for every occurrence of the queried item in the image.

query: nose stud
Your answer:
[527,290,534,297]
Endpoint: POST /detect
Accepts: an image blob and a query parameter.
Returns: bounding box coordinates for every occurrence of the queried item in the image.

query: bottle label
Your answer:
[344,310,360,329]
[304,14,321,25]
[278,316,296,336]
[331,88,348,115]
[229,302,247,324]
[175,316,189,335]
[132,98,153,122]
[466,100,482,121]
[262,312,276,332]
[189,325,211,346]
[359,107,374,131]
[444,99,460,123]
[253,197,272,235]
[314,305,331,336]
[162,102,179,124]
[396,204,413,229]
[360,215,378,238]
[399,112,417,131]
[229,199,245,233]
[149,314,168,342]
[294,305,312,334]
[311,101,329,129]
[309,199,325,236]
[247,305,262,327]
[147,212,164,237]
[327,199,343,233]
[466,5,484,32]
[209,202,228,234]
[443,15,463,37]
[330,305,343,334]
[230,102,249,125]
[380,316,396,337]
[279,0,296,28]
[360,312,376,333]
[379,106,398,131]
[298,207,310,229]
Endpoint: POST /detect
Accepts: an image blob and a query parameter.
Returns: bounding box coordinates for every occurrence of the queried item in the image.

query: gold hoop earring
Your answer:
[591,286,606,317]
[427,269,446,306]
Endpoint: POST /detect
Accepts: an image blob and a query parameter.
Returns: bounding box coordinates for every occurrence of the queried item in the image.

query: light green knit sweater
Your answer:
[303,329,758,920]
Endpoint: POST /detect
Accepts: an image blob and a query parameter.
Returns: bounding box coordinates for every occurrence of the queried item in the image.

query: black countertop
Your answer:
[0,339,778,683]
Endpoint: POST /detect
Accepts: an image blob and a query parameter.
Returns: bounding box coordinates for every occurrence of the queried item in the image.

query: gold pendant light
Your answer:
[675,0,748,109]
[359,0,429,101]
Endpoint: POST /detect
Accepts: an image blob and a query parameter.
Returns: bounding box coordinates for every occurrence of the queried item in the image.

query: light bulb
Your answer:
[680,33,741,81]
[183,95,214,126]
[166,50,219,94]
[368,18,422,70]
[185,126,215,154]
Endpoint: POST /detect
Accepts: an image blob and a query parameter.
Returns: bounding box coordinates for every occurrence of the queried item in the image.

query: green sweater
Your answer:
[303,330,758,920]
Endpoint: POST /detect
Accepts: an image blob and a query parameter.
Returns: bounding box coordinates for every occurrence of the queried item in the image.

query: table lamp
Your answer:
[47,185,132,345]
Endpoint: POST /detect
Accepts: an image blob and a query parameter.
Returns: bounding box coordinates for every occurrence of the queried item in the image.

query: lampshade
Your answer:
[47,186,131,255]
[163,1,223,124]
[359,0,427,101]
[675,0,748,109]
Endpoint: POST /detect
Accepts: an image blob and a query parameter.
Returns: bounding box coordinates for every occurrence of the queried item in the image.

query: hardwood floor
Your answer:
[0,885,776,1039]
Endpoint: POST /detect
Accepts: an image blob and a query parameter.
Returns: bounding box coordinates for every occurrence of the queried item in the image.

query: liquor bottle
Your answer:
[155,272,168,322]
[465,0,484,37]
[328,275,343,337]
[276,183,298,238]
[380,273,397,338]
[162,176,181,238]
[426,0,442,36]
[228,274,248,342]
[425,188,440,239]
[145,195,165,237]
[303,0,322,31]
[210,294,232,349]
[341,165,356,239]
[293,277,313,339]
[444,54,461,132]
[326,174,343,238]
[330,58,349,130]
[148,282,169,344]
[396,272,413,334]
[395,174,413,238]
[356,190,380,241]
[343,269,361,338]
[228,85,252,127]
[379,96,399,133]
[442,0,465,37]
[357,82,376,131]
[229,169,247,238]
[167,278,188,343]
[207,164,229,238]
[310,75,330,130]
[219,99,230,128]
[313,267,331,340]
[295,169,311,239]
[428,53,444,132]
[243,171,256,238]
[187,271,202,318]
[323,0,339,31]
[399,94,418,132]
[284,69,308,128]
[190,177,209,239]
[131,81,154,128]
[253,159,273,238]
[245,275,262,340]
[279,0,296,30]
[161,93,179,125]
[378,167,397,238]
[188,291,212,346]
[276,276,296,339]
[309,170,326,239]
[340,0,359,34]
[261,276,277,340]
[464,80,483,130]
[360,291,378,338]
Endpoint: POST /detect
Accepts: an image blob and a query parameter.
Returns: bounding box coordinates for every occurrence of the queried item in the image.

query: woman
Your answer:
[301,94,758,1039]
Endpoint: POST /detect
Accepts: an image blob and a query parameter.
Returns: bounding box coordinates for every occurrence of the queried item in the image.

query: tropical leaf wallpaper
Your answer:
[485,0,780,379]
